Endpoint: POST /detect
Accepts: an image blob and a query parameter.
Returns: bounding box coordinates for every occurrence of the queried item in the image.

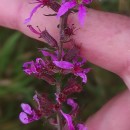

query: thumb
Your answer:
[86,89,130,130]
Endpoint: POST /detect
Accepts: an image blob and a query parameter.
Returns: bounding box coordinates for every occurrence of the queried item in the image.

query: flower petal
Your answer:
[23,61,34,75]
[41,50,57,60]
[23,61,38,75]
[76,58,86,66]
[53,61,74,69]
[30,62,37,73]
[33,94,40,110]
[83,68,91,73]
[83,0,93,4]
[36,58,45,66]
[27,25,41,35]
[57,1,76,17]
[67,98,78,112]
[78,4,86,25]
[24,3,43,24]
[55,50,65,60]
[61,110,75,130]
[21,103,32,115]
[19,112,30,124]
[77,124,88,130]
[32,110,41,120]
[76,72,87,83]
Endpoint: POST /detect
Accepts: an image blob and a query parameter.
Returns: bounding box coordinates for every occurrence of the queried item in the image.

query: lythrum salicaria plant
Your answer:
[19,0,93,130]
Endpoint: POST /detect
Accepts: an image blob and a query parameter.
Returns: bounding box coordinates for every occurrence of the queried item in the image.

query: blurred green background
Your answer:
[0,0,130,130]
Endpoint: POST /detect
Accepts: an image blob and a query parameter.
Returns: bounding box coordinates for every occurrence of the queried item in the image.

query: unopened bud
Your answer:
[50,2,61,12]
[27,25,58,48]
[64,45,80,61]
[62,83,82,96]
[40,29,58,48]
[40,73,56,85]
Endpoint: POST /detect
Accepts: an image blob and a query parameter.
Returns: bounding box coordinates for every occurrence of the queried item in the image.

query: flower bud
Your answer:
[40,29,58,48]
[50,2,61,12]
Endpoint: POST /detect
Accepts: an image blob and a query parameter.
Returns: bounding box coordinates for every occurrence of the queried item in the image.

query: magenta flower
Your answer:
[57,0,92,25]
[53,59,90,83]
[33,92,55,116]
[19,103,41,124]
[22,57,56,85]
[27,25,58,48]
[60,98,78,130]
[19,92,56,124]
[61,110,75,130]
[61,111,87,130]
[41,49,64,61]
[77,124,88,130]
[61,98,87,130]
[24,0,60,23]
[67,98,78,113]
[23,58,45,75]
[24,1,43,23]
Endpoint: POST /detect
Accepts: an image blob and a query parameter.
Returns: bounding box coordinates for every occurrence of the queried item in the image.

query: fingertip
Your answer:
[86,90,130,130]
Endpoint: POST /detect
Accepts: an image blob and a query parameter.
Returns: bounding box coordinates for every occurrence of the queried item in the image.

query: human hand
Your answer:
[0,0,130,130]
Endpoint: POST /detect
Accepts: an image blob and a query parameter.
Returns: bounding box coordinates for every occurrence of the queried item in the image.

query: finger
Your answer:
[86,89,130,130]
[17,2,130,75]
[1,1,130,79]
[0,0,21,29]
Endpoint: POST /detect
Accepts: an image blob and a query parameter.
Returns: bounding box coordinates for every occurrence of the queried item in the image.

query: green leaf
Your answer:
[0,32,21,76]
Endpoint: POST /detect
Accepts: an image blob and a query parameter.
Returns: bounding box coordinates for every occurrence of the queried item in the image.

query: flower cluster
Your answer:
[25,0,61,23]
[25,0,92,25]
[19,0,93,129]
[20,45,90,129]
[22,46,90,84]
[20,92,87,130]
[57,0,92,25]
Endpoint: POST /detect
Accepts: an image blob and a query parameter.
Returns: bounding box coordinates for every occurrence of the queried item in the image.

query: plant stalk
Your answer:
[56,12,69,130]
[58,13,68,60]
[56,82,62,130]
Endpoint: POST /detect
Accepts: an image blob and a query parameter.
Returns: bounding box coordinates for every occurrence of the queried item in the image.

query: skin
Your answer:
[0,0,130,129]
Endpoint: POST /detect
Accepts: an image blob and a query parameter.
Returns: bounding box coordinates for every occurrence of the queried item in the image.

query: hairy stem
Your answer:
[56,13,69,130]
[57,112,62,130]
[58,13,69,60]
[56,82,62,130]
